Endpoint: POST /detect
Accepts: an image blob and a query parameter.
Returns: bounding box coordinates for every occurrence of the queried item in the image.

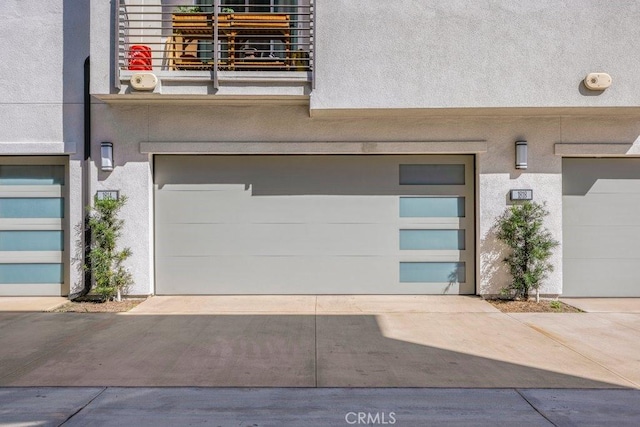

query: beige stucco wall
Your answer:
[89,102,640,296]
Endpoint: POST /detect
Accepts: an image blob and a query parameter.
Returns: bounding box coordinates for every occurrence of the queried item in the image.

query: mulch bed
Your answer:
[51,299,145,313]
[487,299,582,313]
[51,297,580,314]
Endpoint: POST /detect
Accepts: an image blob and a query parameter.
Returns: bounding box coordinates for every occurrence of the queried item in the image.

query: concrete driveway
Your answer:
[0,296,639,388]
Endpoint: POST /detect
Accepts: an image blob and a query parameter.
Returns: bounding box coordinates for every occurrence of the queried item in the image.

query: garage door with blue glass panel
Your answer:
[155,155,474,294]
[0,158,66,296]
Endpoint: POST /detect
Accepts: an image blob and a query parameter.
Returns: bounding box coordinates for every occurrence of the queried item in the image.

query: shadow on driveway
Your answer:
[0,312,632,388]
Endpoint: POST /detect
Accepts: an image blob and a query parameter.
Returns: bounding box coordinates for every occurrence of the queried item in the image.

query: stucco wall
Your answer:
[311,0,640,110]
[4,1,640,296]
[476,118,562,296]
[1,2,63,104]
[92,1,640,110]
[0,0,89,295]
[90,0,112,96]
[0,0,87,143]
[90,103,640,296]
[89,104,153,295]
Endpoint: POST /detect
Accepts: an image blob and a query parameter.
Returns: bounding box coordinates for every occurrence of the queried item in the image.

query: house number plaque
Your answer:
[96,190,120,201]
[510,189,533,201]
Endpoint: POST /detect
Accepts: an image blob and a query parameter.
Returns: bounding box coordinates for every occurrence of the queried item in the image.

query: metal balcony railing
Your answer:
[118,1,313,74]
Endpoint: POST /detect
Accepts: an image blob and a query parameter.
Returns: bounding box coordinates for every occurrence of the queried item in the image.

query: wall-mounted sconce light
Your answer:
[101,142,114,172]
[515,140,527,169]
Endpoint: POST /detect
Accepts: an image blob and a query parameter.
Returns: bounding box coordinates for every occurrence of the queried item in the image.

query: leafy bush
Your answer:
[549,300,562,311]
[495,201,558,300]
[85,195,133,301]
[175,6,202,13]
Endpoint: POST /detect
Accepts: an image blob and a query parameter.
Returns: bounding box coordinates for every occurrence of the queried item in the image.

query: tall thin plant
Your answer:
[85,195,133,301]
[495,201,558,301]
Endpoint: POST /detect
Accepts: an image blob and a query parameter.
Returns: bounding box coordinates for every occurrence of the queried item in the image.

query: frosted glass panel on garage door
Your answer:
[0,231,64,251]
[399,197,465,217]
[399,230,465,250]
[399,262,466,283]
[0,264,63,284]
[154,155,474,295]
[0,198,64,218]
[0,165,65,185]
[399,164,465,185]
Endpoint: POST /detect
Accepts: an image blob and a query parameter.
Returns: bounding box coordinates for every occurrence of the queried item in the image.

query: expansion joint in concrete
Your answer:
[507,313,640,389]
[58,387,107,426]
[515,388,557,427]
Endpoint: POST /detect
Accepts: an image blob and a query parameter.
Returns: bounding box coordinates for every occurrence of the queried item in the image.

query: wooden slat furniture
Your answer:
[172,13,213,35]
[169,13,231,70]
[226,14,290,70]
[168,13,290,71]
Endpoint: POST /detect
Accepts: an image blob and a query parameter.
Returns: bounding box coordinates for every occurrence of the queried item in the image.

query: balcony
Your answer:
[115,1,313,99]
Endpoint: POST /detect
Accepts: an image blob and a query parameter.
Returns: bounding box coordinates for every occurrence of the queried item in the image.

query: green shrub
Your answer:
[175,6,202,13]
[495,201,559,300]
[85,195,133,301]
[549,300,562,311]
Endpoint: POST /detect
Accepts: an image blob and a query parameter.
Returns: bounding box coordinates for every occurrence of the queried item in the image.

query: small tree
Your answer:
[85,195,133,301]
[495,201,558,301]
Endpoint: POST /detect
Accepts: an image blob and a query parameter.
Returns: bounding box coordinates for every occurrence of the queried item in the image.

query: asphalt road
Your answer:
[2,387,640,426]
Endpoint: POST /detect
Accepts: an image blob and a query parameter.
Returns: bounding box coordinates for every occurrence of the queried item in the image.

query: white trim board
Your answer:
[141,141,488,155]
[555,143,640,157]
[0,142,76,155]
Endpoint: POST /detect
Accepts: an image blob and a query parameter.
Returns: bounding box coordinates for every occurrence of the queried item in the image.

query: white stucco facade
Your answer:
[2,1,640,297]
[0,0,88,295]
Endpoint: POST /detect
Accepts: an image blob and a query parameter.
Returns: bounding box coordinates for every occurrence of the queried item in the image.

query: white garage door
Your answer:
[0,157,67,296]
[154,155,475,295]
[563,158,640,296]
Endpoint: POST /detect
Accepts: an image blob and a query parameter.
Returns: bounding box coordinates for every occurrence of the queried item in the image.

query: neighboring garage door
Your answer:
[563,158,640,297]
[0,157,67,296]
[154,155,475,295]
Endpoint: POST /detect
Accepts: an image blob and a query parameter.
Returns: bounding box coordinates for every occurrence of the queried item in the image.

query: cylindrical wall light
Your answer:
[515,141,527,169]
[100,142,114,172]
